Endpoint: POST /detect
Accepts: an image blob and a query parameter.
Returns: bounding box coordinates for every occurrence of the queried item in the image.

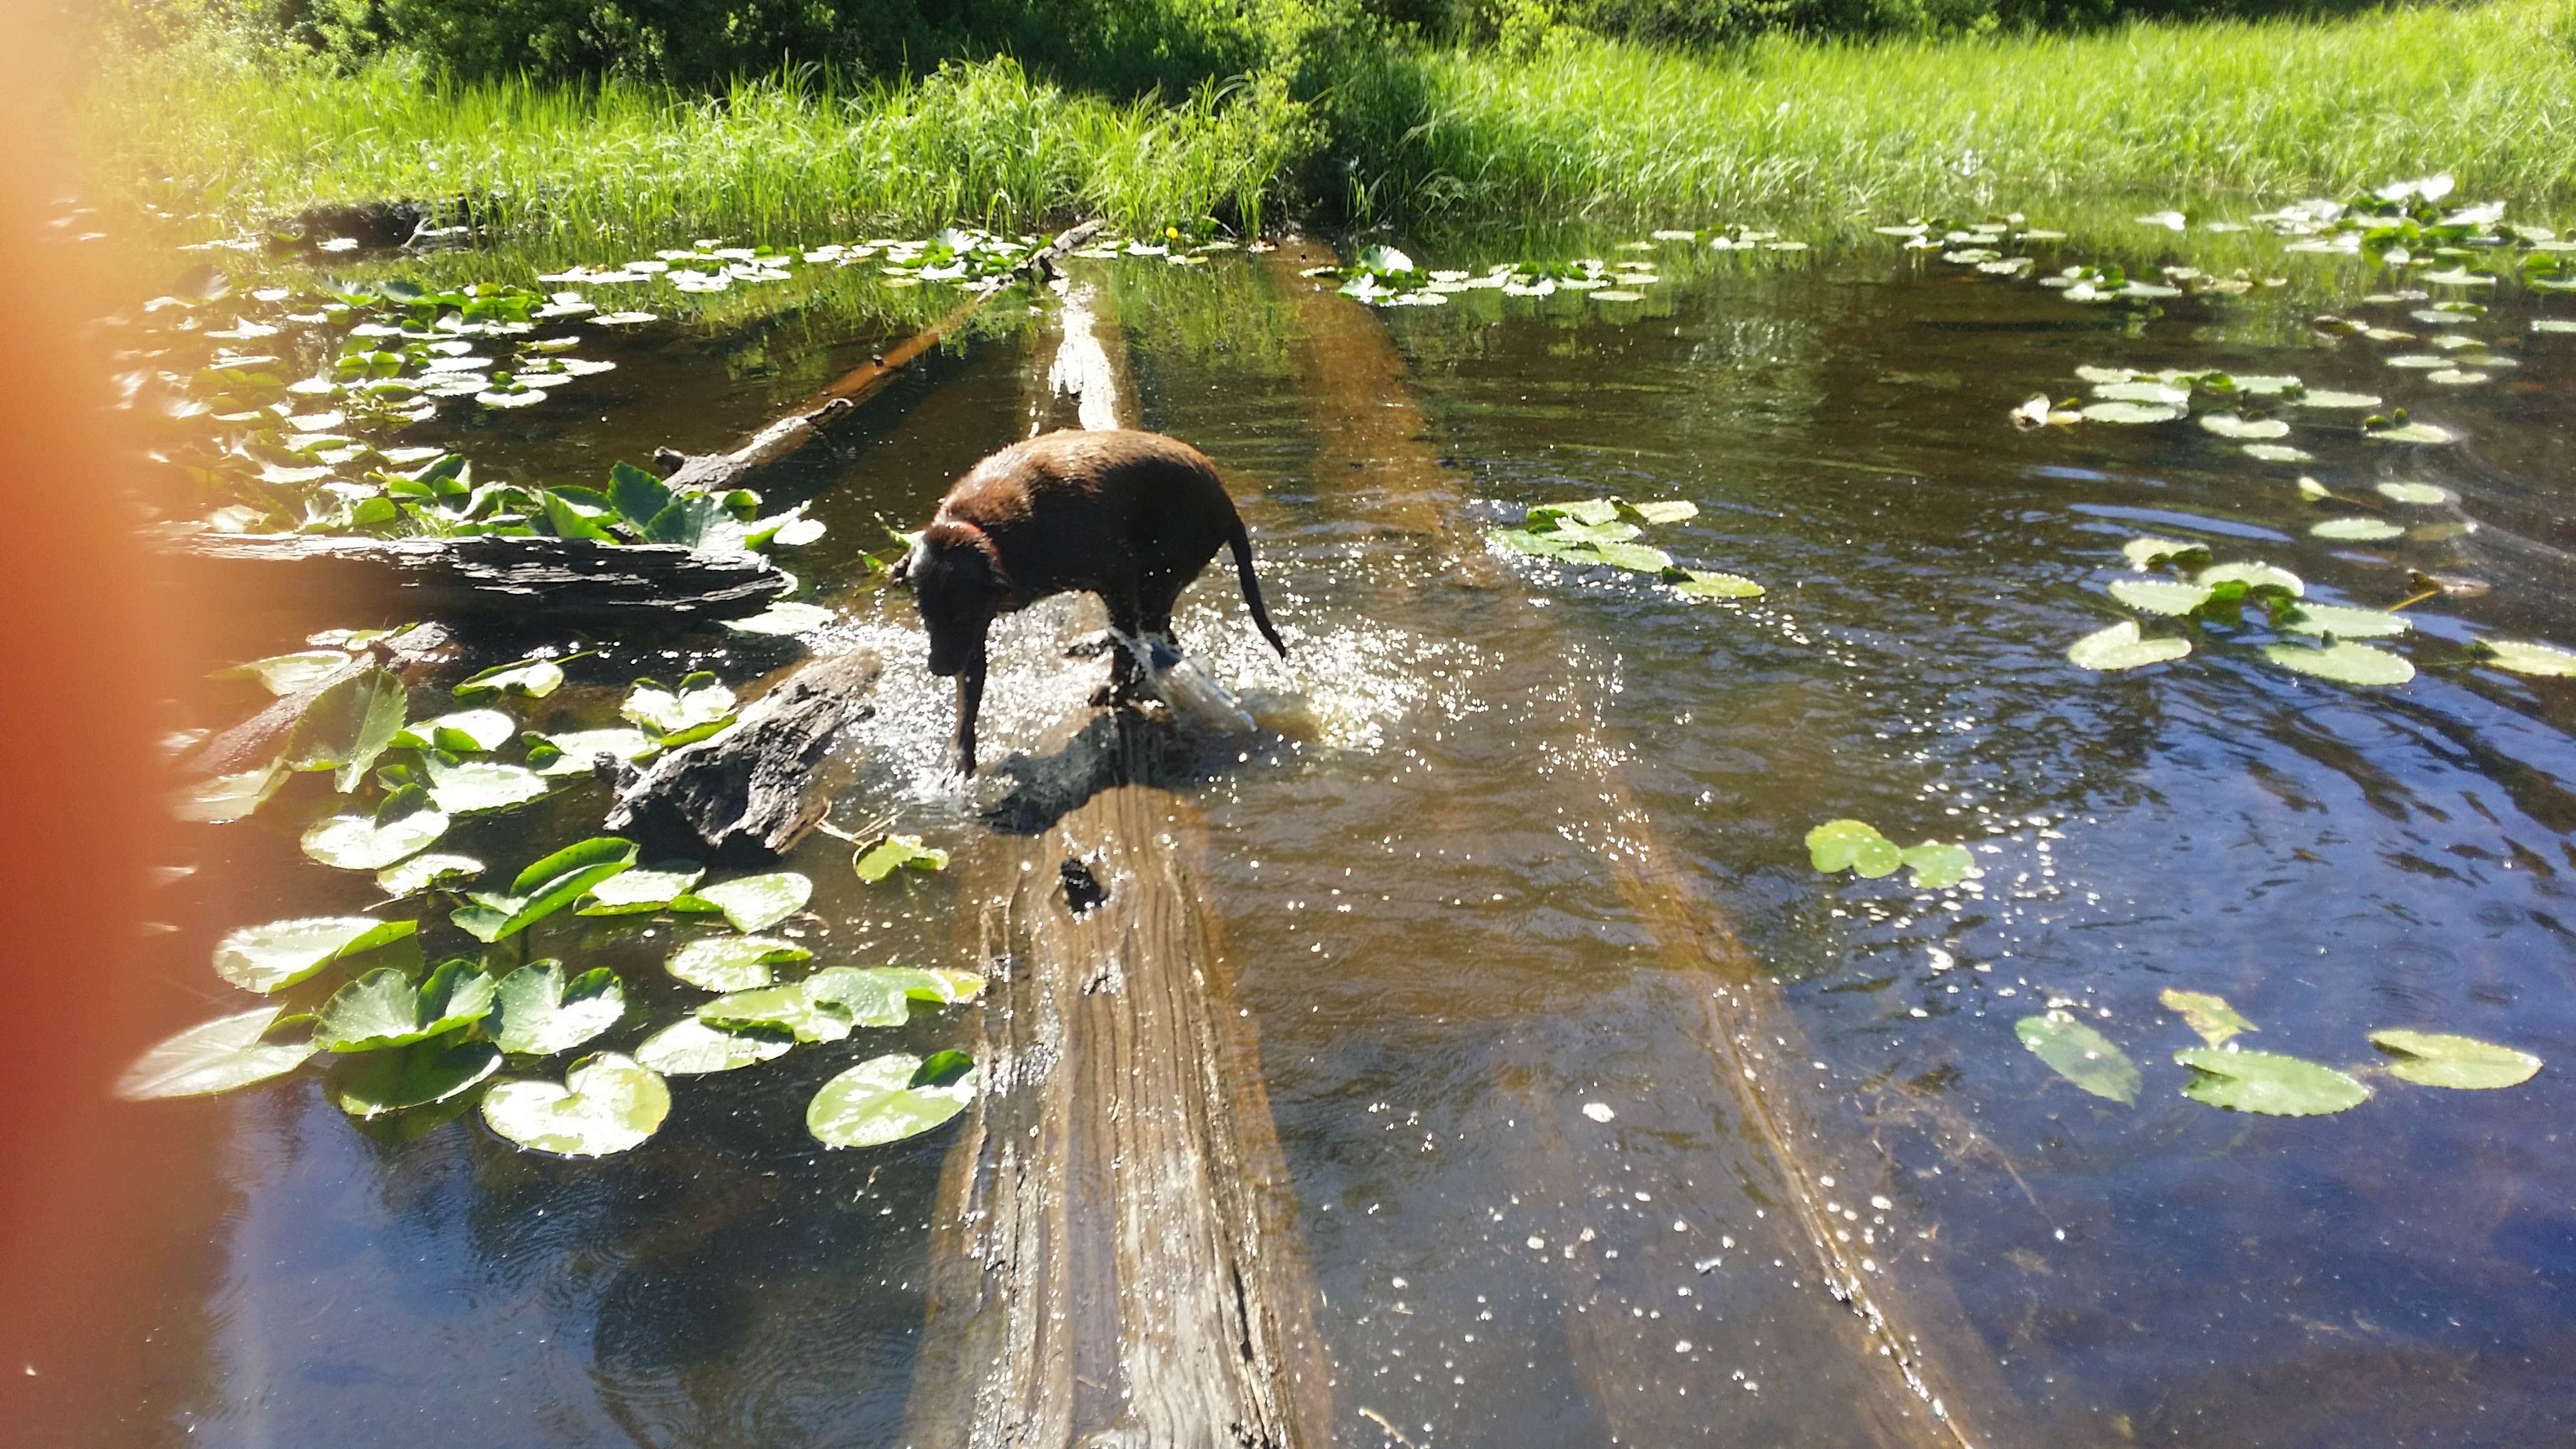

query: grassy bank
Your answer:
[80,0,2576,244]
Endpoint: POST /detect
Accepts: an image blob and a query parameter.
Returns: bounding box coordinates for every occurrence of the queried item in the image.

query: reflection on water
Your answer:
[69,208,2576,1447]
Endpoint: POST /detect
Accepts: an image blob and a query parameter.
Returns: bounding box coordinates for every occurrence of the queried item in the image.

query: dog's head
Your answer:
[896,520,1010,676]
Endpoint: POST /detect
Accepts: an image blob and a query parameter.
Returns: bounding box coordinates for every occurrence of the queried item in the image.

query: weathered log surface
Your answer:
[905,759,1328,1449]
[599,649,881,861]
[654,219,1107,494]
[159,533,789,627]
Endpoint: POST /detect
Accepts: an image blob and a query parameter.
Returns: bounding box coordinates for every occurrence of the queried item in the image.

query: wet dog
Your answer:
[894,428,1289,774]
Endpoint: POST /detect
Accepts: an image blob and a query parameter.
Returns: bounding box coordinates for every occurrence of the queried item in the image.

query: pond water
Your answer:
[71,206,2576,1448]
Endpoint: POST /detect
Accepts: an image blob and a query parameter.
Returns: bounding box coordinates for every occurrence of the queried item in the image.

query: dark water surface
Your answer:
[66,217,2576,1448]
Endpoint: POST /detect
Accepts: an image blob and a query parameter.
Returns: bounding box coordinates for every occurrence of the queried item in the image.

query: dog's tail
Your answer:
[1227,518,1290,657]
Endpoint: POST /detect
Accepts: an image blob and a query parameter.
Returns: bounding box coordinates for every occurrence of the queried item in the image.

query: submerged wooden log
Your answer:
[158,533,789,627]
[653,219,1106,494]
[598,649,881,861]
[906,758,1328,1449]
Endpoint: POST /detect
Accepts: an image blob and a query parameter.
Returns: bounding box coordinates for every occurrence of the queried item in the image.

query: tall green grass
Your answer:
[1348,0,2576,223]
[80,0,2576,244]
[82,51,1315,242]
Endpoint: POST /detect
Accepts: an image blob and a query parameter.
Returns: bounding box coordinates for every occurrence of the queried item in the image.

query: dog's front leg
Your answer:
[954,646,987,777]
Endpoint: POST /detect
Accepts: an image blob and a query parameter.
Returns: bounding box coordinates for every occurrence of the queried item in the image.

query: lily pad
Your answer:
[527,727,660,776]
[1898,841,1975,889]
[680,872,812,932]
[214,915,417,993]
[666,934,809,990]
[2197,562,2305,596]
[698,983,852,1043]
[421,754,551,814]
[313,959,498,1051]
[1672,569,1764,599]
[327,1037,500,1118]
[2479,638,2576,676]
[578,864,704,914]
[2174,1047,2369,1115]
[2242,444,2315,464]
[481,1052,670,1156]
[2280,604,2409,639]
[2080,401,2186,424]
[1806,819,1901,877]
[2261,640,2415,685]
[2108,579,2214,615]
[2123,536,2210,570]
[2367,421,2457,444]
[378,852,483,897]
[2068,621,2191,671]
[1529,499,1622,528]
[854,836,950,884]
[389,709,516,754]
[1624,500,1699,524]
[634,1017,796,1075]
[215,650,349,696]
[2294,389,2383,409]
[1566,542,1675,573]
[454,656,565,700]
[2376,482,2451,505]
[172,759,288,824]
[2015,1013,2140,1105]
[2092,381,2190,406]
[724,602,837,635]
[2160,989,2256,1046]
[2310,517,2405,541]
[301,791,449,871]
[452,837,639,942]
[490,962,626,1056]
[286,666,407,793]
[807,1051,978,1148]
[623,672,736,743]
[2200,414,2290,441]
[2368,1030,2541,1090]
[116,1006,316,1100]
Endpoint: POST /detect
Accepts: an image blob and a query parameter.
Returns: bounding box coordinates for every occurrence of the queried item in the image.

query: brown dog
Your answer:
[894,429,1289,774]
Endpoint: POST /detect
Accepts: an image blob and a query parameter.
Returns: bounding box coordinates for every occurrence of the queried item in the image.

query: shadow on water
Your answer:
[66,197,2576,1447]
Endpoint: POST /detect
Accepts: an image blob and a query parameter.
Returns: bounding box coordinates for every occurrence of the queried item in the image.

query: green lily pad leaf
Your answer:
[2367,421,2457,444]
[527,727,660,776]
[116,1005,316,1100]
[452,837,638,942]
[807,1051,978,1148]
[214,915,417,994]
[215,650,349,696]
[1565,541,1675,573]
[300,788,448,870]
[313,959,497,1051]
[2310,517,2405,541]
[454,656,567,700]
[623,672,736,741]
[2079,401,2185,424]
[378,852,483,897]
[390,708,516,754]
[1623,500,1698,524]
[854,835,950,884]
[680,872,812,932]
[2200,413,2290,441]
[723,601,837,635]
[2122,536,2210,570]
[2295,389,2383,409]
[2368,1030,2541,1090]
[2196,562,2305,596]
[2160,988,2256,1046]
[2479,638,2576,676]
[2174,1047,2369,1115]
[578,864,704,914]
[286,665,407,793]
[2298,476,2333,501]
[481,1052,670,1156]
[801,967,928,1028]
[1529,499,1622,528]
[1672,568,1764,599]
[2376,481,2450,505]
[2069,621,2191,671]
[2280,604,2409,639]
[2092,381,2190,406]
[2228,374,2303,396]
[490,962,626,1056]
[666,934,809,990]
[422,753,551,814]
[326,1037,500,1118]
[698,983,852,1043]
[1807,819,1887,874]
[1900,841,1975,889]
[172,758,288,824]
[2016,1013,2140,1105]
[2261,640,2415,685]
[1493,527,1581,557]
[634,1017,796,1075]
[2242,443,2315,464]
[2108,579,2214,615]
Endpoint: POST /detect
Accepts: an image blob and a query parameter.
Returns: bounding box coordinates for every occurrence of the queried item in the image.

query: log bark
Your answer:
[598,650,882,861]
[906,756,1329,1449]
[653,220,1107,494]
[157,533,789,628]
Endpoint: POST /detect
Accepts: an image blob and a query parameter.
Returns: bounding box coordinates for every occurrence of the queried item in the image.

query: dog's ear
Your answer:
[920,520,1010,598]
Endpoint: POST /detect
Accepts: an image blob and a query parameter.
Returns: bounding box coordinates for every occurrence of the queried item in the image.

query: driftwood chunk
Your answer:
[158,533,790,628]
[599,650,881,861]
